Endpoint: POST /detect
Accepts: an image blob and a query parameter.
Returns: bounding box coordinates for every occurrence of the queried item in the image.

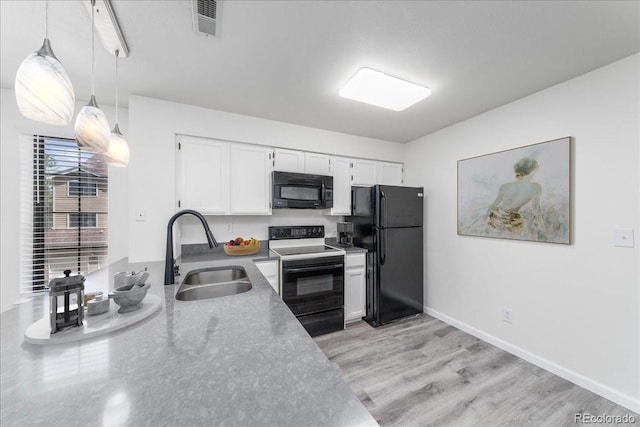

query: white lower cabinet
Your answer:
[255,260,280,294]
[344,252,366,322]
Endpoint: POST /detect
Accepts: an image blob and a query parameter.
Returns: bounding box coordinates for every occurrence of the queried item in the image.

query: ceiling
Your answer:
[1,1,639,143]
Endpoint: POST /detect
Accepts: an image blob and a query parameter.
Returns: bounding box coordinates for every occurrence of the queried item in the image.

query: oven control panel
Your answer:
[269,225,325,240]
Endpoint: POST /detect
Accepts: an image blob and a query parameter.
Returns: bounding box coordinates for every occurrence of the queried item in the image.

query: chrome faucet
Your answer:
[165,210,218,285]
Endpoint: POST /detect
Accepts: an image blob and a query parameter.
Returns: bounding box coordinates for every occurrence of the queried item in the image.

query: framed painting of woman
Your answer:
[457,137,571,244]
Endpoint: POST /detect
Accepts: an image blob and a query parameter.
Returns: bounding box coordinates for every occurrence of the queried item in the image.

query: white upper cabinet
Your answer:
[377,161,403,185]
[330,156,351,215]
[328,157,404,216]
[176,136,229,214]
[351,159,378,186]
[229,144,273,215]
[274,148,305,172]
[177,135,404,217]
[273,149,331,175]
[304,152,332,175]
[177,137,272,215]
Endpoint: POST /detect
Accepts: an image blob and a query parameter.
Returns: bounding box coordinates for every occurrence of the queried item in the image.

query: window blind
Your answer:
[20,135,108,294]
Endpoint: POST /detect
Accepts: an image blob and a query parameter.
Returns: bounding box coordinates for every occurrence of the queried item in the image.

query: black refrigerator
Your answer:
[346,185,424,327]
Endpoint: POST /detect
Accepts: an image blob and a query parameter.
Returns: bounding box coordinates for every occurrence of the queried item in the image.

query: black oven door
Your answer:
[281,255,344,316]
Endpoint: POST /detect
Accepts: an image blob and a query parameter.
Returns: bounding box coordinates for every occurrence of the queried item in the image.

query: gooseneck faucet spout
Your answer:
[165,210,218,285]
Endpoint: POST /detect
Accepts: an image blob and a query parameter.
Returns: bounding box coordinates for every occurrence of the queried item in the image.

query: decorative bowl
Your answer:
[223,242,260,256]
[109,282,150,313]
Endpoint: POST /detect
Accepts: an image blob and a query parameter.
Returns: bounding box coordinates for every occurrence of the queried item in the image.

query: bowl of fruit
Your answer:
[223,237,260,256]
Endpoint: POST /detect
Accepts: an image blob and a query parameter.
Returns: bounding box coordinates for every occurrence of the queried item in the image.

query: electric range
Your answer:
[268,225,346,337]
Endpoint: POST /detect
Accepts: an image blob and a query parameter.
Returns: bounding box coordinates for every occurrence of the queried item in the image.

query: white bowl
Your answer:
[109,283,150,313]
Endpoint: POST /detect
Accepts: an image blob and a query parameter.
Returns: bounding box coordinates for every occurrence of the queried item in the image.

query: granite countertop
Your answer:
[179,240,277,263]
[0,254,376,426]
[324,238,368,254]
[180,239,368,260]
[335,246,368,254]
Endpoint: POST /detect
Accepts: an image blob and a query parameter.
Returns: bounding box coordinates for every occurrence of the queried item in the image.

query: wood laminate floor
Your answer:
[314,314,639,427]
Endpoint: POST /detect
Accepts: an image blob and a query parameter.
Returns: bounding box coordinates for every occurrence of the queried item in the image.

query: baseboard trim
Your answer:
[424,306,640,414]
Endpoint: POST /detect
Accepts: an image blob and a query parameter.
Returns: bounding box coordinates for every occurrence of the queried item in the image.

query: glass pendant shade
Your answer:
[105,124,129,167]
[14,39,75,125]
[74,95,110,153]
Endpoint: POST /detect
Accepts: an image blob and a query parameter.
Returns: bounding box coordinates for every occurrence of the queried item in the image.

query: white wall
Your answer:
[127,95,403,262]
[0,88,129,313]
[180,210,342,246]
[403,54,640,411]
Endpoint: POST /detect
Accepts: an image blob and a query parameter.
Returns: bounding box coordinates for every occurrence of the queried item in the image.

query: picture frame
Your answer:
[457,137,571,244]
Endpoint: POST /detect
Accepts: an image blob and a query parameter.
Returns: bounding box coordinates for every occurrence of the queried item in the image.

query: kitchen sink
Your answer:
[183,266,248,285]
[176,266,252,301]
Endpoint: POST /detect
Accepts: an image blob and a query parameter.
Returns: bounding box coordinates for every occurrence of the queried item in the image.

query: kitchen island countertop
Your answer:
[0,255,376,427]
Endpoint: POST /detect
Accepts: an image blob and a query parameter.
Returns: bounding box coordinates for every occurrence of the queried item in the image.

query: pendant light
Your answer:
[105,50,129,167]
[74,0,110,153]
[14,0,75,125]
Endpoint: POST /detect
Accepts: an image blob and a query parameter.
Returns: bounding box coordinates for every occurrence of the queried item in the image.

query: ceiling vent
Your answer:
[192,0,222,37]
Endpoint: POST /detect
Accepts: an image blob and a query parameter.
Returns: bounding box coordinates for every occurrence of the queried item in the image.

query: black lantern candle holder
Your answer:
[48,269,85,334]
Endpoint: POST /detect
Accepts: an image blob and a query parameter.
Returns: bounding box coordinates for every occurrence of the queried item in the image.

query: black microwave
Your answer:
[272,171,334,209]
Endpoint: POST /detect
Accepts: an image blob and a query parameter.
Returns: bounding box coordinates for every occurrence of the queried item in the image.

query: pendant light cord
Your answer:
[115,50,119,125]
[91,0,95,96]
[45,0,49,39]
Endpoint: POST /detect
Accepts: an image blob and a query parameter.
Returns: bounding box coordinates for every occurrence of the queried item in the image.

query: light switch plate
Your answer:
[613,228,634,248]
[135,209,147,222]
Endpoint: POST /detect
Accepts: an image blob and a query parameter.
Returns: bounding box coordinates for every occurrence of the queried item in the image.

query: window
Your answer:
[20,136,108,293]
[68,213,97,228]
[68,181,97,197]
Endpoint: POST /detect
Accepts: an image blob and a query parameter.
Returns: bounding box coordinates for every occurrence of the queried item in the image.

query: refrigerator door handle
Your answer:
[379,229,386,266]
[380,189,387,228]
[351,185,360,214]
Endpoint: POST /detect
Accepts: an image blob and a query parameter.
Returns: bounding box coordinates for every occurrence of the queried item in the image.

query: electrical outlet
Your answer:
[225,223,233,233]
[503,307,513,324]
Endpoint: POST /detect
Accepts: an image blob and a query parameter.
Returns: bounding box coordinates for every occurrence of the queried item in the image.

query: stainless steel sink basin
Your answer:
[176,266,252,301]
[183,266,248,285]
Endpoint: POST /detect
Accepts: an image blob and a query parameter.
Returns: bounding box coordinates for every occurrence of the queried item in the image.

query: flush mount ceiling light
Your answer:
[14,0,75,125]
[339,68,431,111]
[105,50,129,167]
[75,0,110,153]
